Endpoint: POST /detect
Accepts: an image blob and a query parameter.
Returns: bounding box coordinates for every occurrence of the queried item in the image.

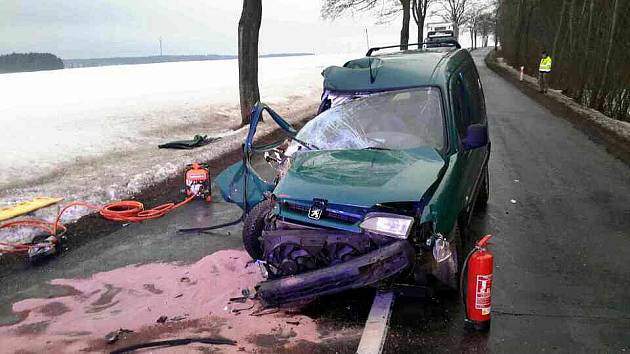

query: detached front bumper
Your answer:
[257,240,415,306]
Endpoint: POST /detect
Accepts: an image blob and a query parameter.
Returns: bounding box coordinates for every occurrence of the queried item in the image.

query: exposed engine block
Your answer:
[261,229,390,278]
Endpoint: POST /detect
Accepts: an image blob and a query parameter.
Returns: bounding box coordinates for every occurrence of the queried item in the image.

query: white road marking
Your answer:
[356,290,395,354]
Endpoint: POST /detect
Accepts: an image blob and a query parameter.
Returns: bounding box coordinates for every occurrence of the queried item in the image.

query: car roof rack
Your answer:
[366,40,461,56]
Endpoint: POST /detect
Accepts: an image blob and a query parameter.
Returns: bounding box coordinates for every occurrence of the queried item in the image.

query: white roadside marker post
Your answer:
[356,290,396,354]
[520,66,524,81]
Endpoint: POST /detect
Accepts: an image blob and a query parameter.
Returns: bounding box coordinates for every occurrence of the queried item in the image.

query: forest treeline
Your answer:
[0,53,64,74]
[498,0,629,122]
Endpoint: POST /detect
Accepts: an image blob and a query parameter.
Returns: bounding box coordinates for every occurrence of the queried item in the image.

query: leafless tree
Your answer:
[238,0,262,125]
[321,0,412,49]
[434,0,470,39]
[320,0,381,19]
[466,1,493,48]
[400,0,411,49]
[412,0,435,43]
[475,11,496,47]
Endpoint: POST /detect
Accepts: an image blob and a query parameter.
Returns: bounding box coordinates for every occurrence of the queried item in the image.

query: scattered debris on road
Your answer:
[105,328,134,344]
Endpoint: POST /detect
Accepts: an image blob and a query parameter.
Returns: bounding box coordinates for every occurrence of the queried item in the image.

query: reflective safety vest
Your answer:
[539,56,552,72]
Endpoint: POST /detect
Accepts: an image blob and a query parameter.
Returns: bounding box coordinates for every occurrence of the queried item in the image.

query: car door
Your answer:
[460,65,490,217]
[449,64,489,221]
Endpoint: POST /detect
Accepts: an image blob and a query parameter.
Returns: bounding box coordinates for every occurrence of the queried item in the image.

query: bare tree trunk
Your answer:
[523,2,536,70]
[238,0,262,125]
[567,0,575,54]
[417,16,425,43]
[578,0,595,97]
[400,0,411,49]
[551,0,567,58]
[596,0,620,109]
[411,0,428,44]
[494,0,500,50]
[512,0,527,66]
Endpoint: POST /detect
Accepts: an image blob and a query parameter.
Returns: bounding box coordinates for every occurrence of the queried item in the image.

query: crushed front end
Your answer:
[256,205,417,305]
[249,146,447,305]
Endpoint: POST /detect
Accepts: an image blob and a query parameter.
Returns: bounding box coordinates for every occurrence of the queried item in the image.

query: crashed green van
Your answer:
[216,42,490,305]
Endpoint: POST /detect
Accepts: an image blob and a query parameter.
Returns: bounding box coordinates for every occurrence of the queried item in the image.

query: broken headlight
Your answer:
[359,213,415,239]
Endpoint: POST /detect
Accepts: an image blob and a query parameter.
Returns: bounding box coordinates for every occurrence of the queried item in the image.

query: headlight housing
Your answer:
[359,213,415,239]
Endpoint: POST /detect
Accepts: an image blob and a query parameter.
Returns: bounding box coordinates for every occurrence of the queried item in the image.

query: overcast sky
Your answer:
[0,0,429,59]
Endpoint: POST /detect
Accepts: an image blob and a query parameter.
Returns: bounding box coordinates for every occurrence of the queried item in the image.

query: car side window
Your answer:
[450,74,469,140]
[463,67,486,125]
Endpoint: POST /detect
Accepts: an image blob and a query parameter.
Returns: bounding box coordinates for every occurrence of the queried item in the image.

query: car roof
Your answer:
[322,48,471,92]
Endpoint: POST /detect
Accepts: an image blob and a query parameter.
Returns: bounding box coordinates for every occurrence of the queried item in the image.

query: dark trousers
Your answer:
[538,71,549,93]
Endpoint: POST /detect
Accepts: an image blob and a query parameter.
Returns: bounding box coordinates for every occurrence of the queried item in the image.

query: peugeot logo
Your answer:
[308,199,326,220]
[308,207,322,220]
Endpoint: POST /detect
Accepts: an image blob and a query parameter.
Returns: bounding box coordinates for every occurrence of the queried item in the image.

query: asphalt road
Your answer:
[381,48,630,353]
[1,48,629,353]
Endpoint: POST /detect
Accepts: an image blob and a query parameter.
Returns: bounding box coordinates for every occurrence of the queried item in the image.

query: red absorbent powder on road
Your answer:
[0,249,326,353]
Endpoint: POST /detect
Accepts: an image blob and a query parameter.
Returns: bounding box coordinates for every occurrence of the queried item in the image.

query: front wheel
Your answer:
[242,199,275,260]
[475,165,489,210]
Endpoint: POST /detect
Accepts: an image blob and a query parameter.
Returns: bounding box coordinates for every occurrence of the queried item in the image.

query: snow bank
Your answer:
[0,54,358,243]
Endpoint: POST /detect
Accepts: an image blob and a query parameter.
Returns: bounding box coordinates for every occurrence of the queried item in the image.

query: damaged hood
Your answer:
[274,147,446,207]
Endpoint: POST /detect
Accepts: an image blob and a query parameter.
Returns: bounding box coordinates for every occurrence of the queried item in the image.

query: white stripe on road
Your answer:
[356,290,395,354]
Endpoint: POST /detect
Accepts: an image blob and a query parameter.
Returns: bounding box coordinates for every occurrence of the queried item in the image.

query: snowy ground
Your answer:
[0,53,356,243]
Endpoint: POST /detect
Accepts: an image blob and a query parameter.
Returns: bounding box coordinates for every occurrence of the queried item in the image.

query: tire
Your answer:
[242,199,275,260]
[475,165,489,210]
[442,220,472,290]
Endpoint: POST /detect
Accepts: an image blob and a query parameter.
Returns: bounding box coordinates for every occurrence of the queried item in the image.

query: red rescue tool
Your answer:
[185,163,212,202]
[462,234,494,332]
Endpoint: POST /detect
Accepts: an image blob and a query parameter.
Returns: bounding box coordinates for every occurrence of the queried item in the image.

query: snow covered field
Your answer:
[0,54,355,242]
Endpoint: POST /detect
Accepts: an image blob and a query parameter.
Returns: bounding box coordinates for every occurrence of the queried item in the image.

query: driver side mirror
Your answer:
[462,124,488,150]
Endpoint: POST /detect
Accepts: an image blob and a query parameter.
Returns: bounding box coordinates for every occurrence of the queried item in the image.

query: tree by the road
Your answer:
[498,0,629,122]
[411,0,434,43]
[399,0,411,49]
[238,0,262,125]
[475,11,495,48]
[465,1,493,49]
[434,0,470,39]
[320,0,412,49]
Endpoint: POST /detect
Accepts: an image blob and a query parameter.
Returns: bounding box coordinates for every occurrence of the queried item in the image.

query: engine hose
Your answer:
[0,196,195,255]
[109,336,236,354]
[459,246,477,320]
[176,217,244,234]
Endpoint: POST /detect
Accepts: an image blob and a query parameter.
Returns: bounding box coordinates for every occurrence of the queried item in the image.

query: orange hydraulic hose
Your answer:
[0,195,195,254]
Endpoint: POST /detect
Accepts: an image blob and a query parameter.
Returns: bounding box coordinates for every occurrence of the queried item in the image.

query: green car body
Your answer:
[276,48,489,236]
[215,46,490,305]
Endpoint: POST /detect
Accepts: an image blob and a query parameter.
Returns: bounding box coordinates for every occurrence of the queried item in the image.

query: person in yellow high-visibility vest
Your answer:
[538,50,552,93]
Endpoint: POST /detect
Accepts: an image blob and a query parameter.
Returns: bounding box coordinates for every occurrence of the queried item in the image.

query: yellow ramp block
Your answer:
[0,197,64,222]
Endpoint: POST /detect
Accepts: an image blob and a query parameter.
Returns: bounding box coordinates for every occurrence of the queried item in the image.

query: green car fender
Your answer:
[420,153,467,235]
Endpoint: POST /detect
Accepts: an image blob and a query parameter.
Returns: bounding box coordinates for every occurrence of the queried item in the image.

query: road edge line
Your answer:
[356,290,395,354]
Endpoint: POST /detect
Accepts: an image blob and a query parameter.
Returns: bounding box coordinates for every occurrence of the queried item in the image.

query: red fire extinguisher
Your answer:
[462,234,493,332]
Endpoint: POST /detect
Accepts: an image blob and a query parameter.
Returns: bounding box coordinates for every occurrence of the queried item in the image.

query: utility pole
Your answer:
[159,37,163,56]
[365,27,370,50]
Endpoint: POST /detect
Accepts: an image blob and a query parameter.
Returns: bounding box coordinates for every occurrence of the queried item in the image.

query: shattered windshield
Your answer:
[294,87,444,151]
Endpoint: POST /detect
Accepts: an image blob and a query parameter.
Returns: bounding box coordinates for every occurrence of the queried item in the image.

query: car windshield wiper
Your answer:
[290,136,319,150]
[363,146,391,151]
